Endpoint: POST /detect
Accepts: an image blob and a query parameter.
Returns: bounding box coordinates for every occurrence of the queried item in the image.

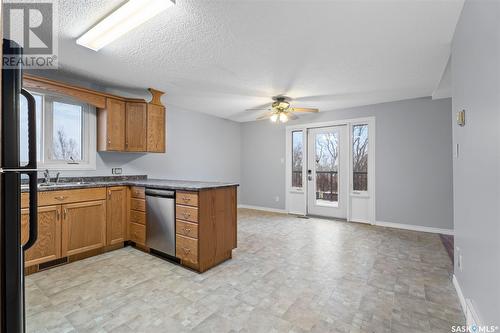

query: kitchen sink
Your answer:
[37,181,94,188]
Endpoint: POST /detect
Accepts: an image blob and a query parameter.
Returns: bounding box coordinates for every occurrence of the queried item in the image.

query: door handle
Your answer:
[22,171,38,251]
[20,89,37,170]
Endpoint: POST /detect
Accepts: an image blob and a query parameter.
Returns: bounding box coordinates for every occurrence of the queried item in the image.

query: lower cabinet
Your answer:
[61,200,107,257]
[21,206,62,267]
[106,187,128,245]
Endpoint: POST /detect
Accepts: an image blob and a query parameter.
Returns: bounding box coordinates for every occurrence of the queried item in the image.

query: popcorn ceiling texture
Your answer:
[35,0,463,121]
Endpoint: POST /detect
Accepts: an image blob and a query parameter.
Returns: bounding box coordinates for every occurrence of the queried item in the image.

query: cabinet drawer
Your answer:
[176,235,198,264]
[176,191,198,207]
[130,198,146,212]
[130,210,146,225]
[176,220,198,239]
[38,188,106,206]
[129,222,145,245]
[130,186,145,199]
[176,205,198,223]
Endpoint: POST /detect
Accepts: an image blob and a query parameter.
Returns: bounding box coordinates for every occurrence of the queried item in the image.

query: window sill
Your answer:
[38,163,97,171]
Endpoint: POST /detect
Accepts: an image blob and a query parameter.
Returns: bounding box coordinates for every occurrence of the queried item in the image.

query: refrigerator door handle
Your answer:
[20,89,37,170]
[22,170,38,250]
[20,88,38,250]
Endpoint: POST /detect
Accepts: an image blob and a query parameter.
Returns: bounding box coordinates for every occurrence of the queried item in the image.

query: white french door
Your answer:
[307,126,349,218]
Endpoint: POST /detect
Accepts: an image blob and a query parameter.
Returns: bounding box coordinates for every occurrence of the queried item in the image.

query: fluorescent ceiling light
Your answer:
[77,0,174,51]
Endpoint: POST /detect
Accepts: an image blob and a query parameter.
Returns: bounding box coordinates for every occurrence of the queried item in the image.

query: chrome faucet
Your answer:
[43,169,51,184]
[55,172,61,184]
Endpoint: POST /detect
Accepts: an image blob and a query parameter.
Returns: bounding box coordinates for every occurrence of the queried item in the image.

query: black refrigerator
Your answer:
[0,39,39,332]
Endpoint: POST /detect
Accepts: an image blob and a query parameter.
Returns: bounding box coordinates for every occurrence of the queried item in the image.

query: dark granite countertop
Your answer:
[20,176,239,192]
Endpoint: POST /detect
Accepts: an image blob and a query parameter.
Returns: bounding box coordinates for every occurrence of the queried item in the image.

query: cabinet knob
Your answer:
[183,248,190,254]
[183,228,191,234]
[183,212,190,219]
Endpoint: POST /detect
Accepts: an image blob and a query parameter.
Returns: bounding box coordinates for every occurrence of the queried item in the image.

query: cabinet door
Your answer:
[126,102,147,151]
[106,187,127,245]
[147,104,166,153]
[106,98,126,151]
[21,206,62,267]
[62,200,106,257]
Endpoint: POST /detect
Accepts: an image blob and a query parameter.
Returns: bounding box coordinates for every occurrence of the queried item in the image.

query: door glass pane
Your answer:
[315,131,339,206]
[20,93,43,164]
[52,101,83,161]
[291,131,303,188]
[352,124,368,191]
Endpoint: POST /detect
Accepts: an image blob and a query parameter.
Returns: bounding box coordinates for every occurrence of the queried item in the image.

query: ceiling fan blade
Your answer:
[291,107,319,113]
[287,112,298,120]
[245,108,271,112]
[256,112,275,120]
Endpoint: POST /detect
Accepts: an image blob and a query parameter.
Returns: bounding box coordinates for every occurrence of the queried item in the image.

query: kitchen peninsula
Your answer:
[21,176,238,274]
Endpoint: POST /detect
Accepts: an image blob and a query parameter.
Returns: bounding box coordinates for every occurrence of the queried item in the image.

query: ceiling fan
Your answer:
[248,96,319,123]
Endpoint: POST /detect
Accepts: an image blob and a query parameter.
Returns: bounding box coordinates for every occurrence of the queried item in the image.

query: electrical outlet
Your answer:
[112,168,122,175]
[275,196,280,202]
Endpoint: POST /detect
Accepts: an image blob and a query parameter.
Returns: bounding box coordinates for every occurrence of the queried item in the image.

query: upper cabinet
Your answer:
[97,91,165,153]
[126,102,148,152]
[147,89,166,153]
[98,98,126,151]
[23,75,166,154]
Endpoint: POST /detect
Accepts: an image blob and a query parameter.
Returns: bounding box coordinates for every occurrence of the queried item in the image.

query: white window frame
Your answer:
[27,89,96,171]
[350,122,370,197]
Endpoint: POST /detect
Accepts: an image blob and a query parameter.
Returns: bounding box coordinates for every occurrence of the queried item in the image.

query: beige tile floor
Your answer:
[26,209,464,332]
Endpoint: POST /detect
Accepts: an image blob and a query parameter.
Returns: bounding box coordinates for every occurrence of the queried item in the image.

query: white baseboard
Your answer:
[453,275,483,327]
[453,275,467,315]
[237,204,287,214]
[375,220,454,235]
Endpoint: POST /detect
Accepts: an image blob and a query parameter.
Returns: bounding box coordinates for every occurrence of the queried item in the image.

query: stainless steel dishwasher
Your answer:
[145,188,176,257]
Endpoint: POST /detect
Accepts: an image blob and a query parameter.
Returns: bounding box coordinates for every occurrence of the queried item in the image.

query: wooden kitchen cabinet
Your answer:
[129,186,146,246]
[106,187,127,246]
[61,200,106,257]
[175,186,237,272]
[147,103,166,153]
[21,206,62,267]
[126,102,147,152]
[98,98,126,151]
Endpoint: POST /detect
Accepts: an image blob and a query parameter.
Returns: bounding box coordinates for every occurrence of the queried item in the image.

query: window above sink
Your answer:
[20,90,97,170]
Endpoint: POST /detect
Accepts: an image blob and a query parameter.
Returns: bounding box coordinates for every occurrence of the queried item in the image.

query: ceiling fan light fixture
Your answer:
[278,101,290,109]
[77,0,175,51]
[279,112,289,123]
[270,113,279,122]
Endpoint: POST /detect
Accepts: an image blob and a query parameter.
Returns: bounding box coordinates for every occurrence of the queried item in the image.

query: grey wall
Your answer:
[451,0,500,324]
[241,97,454,230]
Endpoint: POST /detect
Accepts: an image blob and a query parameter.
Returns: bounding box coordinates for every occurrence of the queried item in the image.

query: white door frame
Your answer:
[307,125,349,218]
[285,117,376,224]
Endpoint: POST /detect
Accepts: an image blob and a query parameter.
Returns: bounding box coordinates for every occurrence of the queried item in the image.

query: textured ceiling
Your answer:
[48,0,463,122]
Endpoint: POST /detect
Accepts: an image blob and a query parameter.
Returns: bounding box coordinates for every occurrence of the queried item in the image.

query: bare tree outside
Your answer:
[292,131,303,187]
[315,133,339,202]
[352,124,368,191]
[52,127,80,160]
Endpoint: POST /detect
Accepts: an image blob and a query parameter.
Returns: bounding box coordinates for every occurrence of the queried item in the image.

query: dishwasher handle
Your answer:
[145,188,175,198]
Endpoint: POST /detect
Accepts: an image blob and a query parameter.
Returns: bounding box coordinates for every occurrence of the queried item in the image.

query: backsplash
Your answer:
[21,175,147,185]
